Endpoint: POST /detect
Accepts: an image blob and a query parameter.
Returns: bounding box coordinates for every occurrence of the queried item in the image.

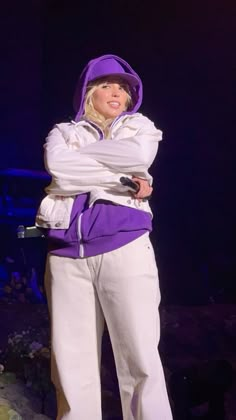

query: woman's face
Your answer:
[91,77,130,120]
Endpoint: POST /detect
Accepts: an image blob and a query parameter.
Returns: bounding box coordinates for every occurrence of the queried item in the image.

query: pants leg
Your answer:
[95,234,173,420]
[45,254,104,420]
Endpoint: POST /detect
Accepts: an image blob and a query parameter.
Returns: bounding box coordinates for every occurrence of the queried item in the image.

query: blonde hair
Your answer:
[83,77,132,137]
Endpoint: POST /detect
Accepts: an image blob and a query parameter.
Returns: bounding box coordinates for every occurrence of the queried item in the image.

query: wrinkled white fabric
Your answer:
[45,233,173,420]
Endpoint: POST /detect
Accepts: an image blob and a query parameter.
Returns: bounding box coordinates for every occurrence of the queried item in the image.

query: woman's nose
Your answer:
[111,87,120,96]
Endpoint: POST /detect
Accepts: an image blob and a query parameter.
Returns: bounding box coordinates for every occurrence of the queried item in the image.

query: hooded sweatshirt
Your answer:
[47,55,153,258]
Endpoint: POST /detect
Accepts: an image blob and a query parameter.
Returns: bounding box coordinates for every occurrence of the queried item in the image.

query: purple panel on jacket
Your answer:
[47,194,152,258]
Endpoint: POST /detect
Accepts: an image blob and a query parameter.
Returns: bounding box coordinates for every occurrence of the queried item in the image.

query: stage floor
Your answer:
[0,303,235,419]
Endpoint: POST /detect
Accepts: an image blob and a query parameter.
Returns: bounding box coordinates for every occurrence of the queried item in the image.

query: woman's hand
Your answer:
[131,176,153,200]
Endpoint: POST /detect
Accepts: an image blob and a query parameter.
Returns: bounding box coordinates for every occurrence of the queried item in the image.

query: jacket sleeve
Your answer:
[78,116,162,180]
[44,125,128,195]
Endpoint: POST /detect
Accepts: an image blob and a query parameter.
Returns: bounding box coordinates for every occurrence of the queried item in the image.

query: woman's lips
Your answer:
[108,101,120,108]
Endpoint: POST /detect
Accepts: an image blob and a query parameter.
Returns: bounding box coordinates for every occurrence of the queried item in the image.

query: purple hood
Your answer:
[73,54,143,122]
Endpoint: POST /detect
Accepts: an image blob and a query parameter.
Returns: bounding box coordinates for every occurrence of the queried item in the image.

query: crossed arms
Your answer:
[44,117,162,198]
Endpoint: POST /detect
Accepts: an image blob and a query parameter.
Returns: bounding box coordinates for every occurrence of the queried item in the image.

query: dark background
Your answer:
[0,0,235,304]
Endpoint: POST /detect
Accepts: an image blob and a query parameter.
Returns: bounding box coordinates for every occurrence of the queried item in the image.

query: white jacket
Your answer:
[36,113,162,229]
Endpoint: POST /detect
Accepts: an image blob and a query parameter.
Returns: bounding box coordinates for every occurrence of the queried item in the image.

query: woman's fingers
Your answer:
[131,177,153,199]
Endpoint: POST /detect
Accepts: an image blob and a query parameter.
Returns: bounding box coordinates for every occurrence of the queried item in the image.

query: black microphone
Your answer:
[120,177,139,192]
[119,177,152,200]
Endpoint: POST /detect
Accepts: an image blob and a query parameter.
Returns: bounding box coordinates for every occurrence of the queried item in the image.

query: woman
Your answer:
[36,54,172,420]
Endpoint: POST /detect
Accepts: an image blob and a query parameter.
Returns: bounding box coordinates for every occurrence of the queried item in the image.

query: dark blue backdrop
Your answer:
[1,0,235,303]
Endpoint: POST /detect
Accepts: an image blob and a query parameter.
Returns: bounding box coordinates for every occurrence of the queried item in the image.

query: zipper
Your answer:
[78,213,84,258]
[85,115,128,139]
[106,114,127,139]
[88,121,104,140]
[107,112,134,137]
[73,114,132,140]
[71,118,104,140]
[109,114,125,132]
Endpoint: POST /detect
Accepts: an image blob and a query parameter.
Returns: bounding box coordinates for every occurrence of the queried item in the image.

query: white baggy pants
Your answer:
[45,233,173,420]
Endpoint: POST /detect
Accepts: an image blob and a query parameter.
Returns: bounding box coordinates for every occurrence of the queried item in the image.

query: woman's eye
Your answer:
[102,84,109,89]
